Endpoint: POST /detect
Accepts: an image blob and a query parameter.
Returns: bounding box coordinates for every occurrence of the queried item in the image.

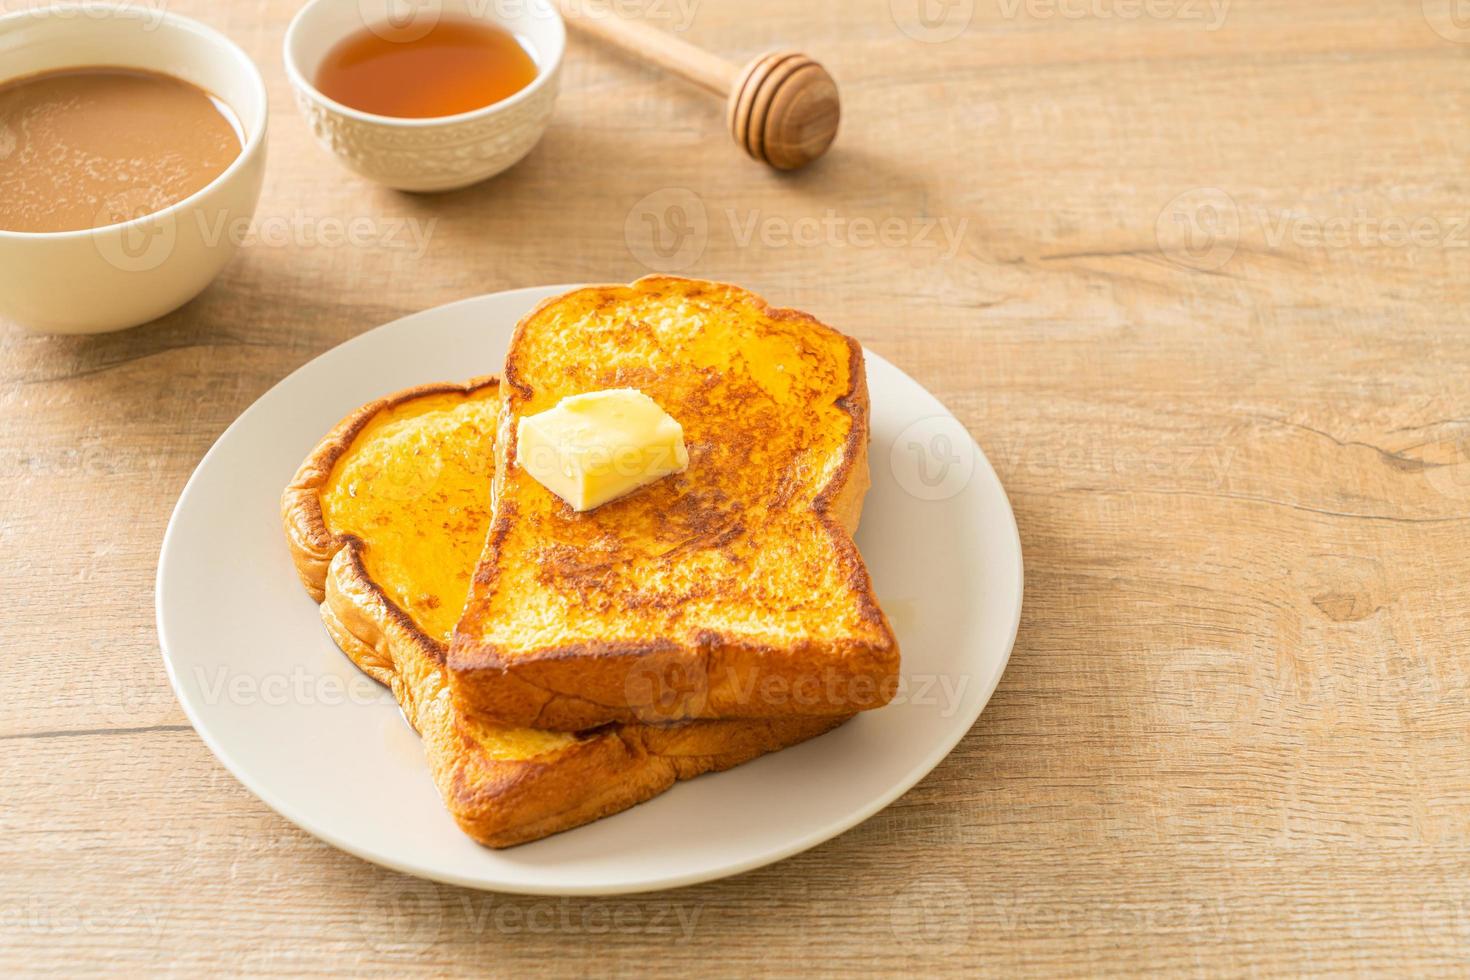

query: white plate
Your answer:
[156,285,1023,895]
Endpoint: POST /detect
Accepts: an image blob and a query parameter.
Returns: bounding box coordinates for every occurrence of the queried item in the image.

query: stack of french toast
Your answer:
[281,277,900,847]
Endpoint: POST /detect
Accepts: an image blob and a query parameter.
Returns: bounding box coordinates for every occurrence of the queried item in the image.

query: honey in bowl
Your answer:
[315,18,538,119]
[0,68,242,234]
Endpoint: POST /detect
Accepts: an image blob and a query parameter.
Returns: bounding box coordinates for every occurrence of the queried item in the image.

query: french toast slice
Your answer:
[450,277,900,731]
[281,378,843,848]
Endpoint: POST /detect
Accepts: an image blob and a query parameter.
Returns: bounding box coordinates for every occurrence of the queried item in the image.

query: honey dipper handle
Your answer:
[561,1,739,97]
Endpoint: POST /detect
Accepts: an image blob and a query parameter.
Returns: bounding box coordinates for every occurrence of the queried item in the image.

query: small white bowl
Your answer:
[284,0,565,193]
[0,4,268,335]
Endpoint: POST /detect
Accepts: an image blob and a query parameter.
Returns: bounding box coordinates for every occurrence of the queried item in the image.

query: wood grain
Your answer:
[3,0,1469,974]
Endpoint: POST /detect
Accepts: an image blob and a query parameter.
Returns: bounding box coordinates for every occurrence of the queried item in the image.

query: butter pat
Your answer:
[516,389,690,512]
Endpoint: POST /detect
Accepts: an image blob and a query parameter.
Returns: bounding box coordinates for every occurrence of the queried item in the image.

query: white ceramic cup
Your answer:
[283,0,564,193]
[0,4,268,335]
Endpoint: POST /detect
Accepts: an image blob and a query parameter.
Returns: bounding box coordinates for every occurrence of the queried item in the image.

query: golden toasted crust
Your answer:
[282,377,844,848]
[450,276,900,731]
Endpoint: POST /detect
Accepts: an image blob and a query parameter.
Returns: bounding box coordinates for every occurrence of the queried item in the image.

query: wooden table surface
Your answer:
[4,0,1469,974]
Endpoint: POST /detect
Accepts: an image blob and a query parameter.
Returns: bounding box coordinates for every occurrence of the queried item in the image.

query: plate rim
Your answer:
[155,284,1024,895]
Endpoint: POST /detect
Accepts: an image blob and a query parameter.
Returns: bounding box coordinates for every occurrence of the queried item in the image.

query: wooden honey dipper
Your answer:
[559,1,841,170]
